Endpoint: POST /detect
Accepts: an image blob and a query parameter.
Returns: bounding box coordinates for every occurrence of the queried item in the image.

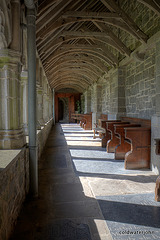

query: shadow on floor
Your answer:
[9,124,106,240]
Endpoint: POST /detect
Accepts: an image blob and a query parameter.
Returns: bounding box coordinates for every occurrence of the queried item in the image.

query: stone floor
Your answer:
[10,123,160,240]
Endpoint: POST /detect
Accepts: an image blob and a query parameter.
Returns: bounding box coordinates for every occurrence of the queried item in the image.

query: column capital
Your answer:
[21,70,28,79]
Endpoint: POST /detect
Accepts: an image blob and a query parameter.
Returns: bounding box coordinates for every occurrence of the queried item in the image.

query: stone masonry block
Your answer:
[156,56,160,75]
[156,41,160,54]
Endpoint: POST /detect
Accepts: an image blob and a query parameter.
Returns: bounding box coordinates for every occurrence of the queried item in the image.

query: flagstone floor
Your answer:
[10,123,160,240]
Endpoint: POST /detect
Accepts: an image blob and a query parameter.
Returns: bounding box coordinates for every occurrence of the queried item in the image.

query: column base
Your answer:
[23,123,28,135]
[0,129,26,149]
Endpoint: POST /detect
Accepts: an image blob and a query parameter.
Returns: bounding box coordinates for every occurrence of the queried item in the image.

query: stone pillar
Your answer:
[80,94,85,114]
[36,58,41,129]
[151,39,160,174]
[0,49,26,149]
[42,78,48,123]
[151,39,160,201]
[27,8,38,197]
[117,67,126,118]
[46,84,50,121]
[107,67,126,120]
[37,86,44,126]
[10,0,21,51]
[84,89,91,113]
[38,67,45,126]
[91,83,102,129]
[49,88,53,119]
[36,83,42,129]
[52,88,55,124]
[20,69,28,135]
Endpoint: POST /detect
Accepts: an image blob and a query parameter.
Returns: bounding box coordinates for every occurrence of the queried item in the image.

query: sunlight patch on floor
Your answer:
[66,140,102,147]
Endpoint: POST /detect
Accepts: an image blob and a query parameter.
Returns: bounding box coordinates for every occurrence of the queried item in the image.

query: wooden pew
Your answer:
[93,114,108,147]
[155,140,160,201]
[114,123,141,160]
[106,121,130,153]
[71,113,82,123]
[80,113,92,130]
[121,117,151,169]
[155,176,160,201]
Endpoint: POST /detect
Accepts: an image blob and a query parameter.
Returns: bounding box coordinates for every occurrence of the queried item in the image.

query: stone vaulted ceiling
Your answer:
[35,0,160,92]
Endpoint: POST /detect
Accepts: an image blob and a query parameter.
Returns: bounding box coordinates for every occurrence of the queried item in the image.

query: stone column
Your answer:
[151,38,160,201]
[0,49,26,149]
[80,94,85,114]
[151,39,160,174]
[36,58,41,129]
[49,88,53,120]
[27,8,38,197]
[10,0,21,51]
[36,83,42,129]
[91,83,102,129]
[52,88,55,124]
[46,84,50,122]
[20,69,28,135]
[84,89,91,113]
[37,67,45,126]
[37,86,44,126]
[42,78,48,123]
[117,67,126,118]
[107,67,126,120]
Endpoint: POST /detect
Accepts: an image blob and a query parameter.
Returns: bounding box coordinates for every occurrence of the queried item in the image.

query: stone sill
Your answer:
[0,118,53,171]
[0,149,22,171]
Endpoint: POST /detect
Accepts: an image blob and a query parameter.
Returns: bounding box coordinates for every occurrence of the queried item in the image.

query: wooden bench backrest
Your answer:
[100,114,108,120]
[121,117,151,128]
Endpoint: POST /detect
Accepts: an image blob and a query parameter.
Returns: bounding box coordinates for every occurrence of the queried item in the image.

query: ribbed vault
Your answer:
[36,0,160,93]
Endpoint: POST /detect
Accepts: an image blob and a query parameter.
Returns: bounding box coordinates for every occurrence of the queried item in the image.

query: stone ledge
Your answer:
[0,149,22,170]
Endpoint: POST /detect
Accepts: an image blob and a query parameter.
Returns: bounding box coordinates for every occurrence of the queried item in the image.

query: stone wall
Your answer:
[100,49,156,120]
[0,148,29,240]
[125,48,156,119]
[101,68,126,119]
[37,118,53,159]
[0,119,53,240]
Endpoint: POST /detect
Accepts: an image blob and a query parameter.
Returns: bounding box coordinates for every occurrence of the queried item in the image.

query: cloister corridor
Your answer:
[1,0,160,239]
[9,123,160,240]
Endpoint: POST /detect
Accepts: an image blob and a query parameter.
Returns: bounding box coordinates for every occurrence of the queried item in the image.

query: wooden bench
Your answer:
[155,176,160,201]
[71,113,82,123]
[155,140,160,201]
[114,123,141,160]
[106,121,129,153]
[80,113,92,130]
[93,114,108,147]
[121,117,151,169]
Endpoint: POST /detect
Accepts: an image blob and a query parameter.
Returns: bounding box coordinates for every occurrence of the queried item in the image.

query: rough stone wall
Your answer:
[101,71,118,114]
[84,90,91,114]
[109,0,160,57]
[0,148,29,240]
[90,83,102,113]
[37,118,53,159]
[120,0,160,39]
[151,38,160,174]
[101,68,126,119]
[125,48,156,119]
[84,91,87,113]
[0,119,53,239]
[91,84,96,112]
[101,48,156,120]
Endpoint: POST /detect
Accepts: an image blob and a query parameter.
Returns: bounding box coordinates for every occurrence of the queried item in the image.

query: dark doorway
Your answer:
[58,99,64,121]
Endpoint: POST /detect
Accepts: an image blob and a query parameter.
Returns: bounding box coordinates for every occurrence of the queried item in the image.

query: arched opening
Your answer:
[58,97,69,123]
[58,99,64,121]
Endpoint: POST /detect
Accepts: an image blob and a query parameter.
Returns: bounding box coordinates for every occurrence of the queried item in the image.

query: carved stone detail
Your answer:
[0,0,12,48]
